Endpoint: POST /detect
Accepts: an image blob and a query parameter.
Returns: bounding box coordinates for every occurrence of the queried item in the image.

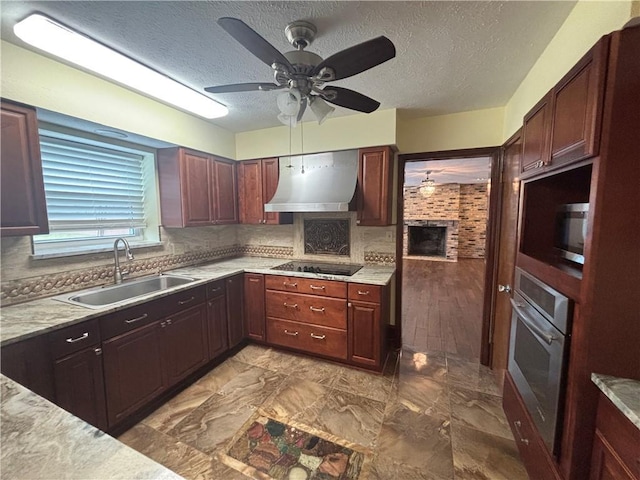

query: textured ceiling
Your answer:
[405,157,491,186]
[0,1,576,133]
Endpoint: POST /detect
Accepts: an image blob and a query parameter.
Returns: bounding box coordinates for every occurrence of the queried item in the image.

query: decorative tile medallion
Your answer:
[226,415,366,479]
[304,219,350,256]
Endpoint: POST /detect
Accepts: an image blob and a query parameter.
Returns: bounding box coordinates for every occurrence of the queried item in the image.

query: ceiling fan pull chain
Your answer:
[300,120,305,174]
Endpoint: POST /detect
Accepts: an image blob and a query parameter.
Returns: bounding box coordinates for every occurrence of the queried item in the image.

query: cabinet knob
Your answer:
[94,347,102,356]
[498,284,512,293]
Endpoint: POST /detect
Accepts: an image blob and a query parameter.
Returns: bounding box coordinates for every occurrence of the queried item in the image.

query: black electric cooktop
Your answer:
[272,261,363,277]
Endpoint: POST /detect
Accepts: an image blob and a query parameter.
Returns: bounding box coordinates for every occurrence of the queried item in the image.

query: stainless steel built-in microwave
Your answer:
[555,203,589,265]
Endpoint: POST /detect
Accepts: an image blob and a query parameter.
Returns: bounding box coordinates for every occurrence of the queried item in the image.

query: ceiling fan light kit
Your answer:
[206,17,395,125]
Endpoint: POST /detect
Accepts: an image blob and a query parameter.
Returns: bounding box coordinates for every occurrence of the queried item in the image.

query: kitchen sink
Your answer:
[54,274,198,309]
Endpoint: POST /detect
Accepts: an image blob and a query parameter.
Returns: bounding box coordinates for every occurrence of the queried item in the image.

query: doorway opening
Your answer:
[395,148,501,365]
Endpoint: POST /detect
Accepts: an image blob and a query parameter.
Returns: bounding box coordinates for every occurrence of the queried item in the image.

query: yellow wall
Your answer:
[503,1,634,139]
[396,107,504,154]
[235,109,396,160]
[0,41,236,158]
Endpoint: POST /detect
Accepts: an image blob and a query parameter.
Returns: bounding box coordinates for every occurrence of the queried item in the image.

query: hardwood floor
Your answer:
[401,258,485,361]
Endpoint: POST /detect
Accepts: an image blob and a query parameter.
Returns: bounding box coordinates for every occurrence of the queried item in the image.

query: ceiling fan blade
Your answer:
[205,83,281,94]
[322,87,380,113]
[313,36,395,81]
[297,97,307,122]
[218,17,292,69]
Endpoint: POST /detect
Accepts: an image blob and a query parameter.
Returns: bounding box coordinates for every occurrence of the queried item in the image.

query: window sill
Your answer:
[31,241,164,260]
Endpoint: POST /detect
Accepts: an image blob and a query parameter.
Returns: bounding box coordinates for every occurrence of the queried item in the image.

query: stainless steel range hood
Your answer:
[264,149,358,212]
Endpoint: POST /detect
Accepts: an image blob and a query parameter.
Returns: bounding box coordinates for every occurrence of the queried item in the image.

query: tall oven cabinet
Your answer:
[503,25,640,480]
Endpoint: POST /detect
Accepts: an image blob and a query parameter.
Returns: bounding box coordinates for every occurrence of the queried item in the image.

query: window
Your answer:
[33,128,160,256]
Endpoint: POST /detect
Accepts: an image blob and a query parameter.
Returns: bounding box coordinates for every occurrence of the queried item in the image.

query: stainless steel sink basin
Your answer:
[54,274,198,309]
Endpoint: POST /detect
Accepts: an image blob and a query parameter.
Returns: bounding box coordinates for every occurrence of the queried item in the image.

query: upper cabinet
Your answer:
[157,147,238,227]
[237,158,292,225]
[1,100,49,236]
[356,146,394,226]
[520,38,609,179]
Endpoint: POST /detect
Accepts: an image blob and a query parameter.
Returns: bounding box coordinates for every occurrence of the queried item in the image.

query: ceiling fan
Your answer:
[205,18,396,124]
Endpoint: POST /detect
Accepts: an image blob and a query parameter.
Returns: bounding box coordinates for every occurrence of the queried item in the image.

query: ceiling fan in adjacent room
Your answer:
[205,17,396,125]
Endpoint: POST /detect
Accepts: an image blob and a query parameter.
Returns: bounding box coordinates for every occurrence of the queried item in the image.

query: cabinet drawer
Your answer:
[348,283,382,303]
[266,318,347,360]
[265,275,347,298]
[266,290,346,329]
[206,279,225,299]
[100,302,162,339]
[163,285,206,317]
[49,319,101,358]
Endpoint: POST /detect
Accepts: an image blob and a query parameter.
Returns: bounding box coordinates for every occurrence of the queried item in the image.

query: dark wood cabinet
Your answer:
[0,100,49,236]
[347,283,387,369]
[238,158,292,225]
[0,334,55,402]
[102,320,166,426]
[589,392,640,480]
[206,279,228,360]
[162,304,209,385]
[54,346,108,431]
[244,273,266,341]
[357,146,394,226]
[226,274,245,348]
[157,147,238,227]
[521,94,551,176]
[520,38,608,179]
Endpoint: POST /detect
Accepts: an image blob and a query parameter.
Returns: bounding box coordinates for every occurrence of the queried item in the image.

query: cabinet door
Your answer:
[262,158,292,225]
[0,335,55,402]
[238,160,264,224]
[550,38,608,169]
[102,321,166,427]
[163,304,209,385]
[348,301,381,368]
[244,273,265,341]
[357,146,393,226]
[54,346,108,431]
[211,159,238,224]
[1,102,49,236]
[521,94,552,177]
[226,274,245,347]
[589,432,636,480]
[180,150,213,226]
[207,293,229,359]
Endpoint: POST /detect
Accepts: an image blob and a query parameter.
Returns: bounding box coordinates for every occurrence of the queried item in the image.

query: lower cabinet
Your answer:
[53,346,108,431]
[102,320,167,427]
[226,274,244,348]
[244,273,266,341]
[589,392,640,480]
[348,283,386,369]
[206,279,228,360]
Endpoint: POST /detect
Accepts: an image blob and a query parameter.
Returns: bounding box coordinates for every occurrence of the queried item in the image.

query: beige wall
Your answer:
[0,41,236,159]
[502,0,634,139]
[235,109,397,160]
[396,107,504,154]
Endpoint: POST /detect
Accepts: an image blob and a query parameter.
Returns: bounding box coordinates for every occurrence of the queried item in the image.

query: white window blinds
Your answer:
[39,135,147,231]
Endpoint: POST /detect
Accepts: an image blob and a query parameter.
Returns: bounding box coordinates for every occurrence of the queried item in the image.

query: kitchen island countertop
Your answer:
[0,374,183,480]
[0,256,395,346]
[591,373,640,429]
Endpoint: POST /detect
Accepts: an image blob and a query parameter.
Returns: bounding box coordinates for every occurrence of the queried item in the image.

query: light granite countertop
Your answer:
[0,374,182,480]
[591,373,640,429]
[0,256,395,345]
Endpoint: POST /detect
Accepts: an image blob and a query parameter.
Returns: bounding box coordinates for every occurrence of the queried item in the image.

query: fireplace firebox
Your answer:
[408,226,447,257]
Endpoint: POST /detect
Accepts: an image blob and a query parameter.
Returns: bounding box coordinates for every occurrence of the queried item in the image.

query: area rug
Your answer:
[221,413,370,479]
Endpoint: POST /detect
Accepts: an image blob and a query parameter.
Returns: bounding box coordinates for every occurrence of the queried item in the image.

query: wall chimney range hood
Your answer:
[264,150,358,212]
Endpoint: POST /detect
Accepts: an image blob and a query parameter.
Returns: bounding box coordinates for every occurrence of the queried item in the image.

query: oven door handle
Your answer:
[510,298,557,345]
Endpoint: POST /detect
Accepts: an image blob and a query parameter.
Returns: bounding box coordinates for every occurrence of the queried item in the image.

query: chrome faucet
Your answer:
[113,238,134,284]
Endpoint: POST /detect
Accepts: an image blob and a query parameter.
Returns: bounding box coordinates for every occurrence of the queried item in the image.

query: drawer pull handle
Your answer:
[357,290,370,295]
[125,313,148,324]
[210,287,222,292]
[283,303,298,309]
[178,296,195,305]
[283,282,298,287]
[514,421,530,445]
[284,330,299,336]
[66,332,89,343]
[309,284,325,290]
[249,278,260,283]
[309,306,325,313]
[310,333,326,340]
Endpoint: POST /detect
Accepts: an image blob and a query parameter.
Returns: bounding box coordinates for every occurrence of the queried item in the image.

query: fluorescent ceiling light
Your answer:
[14,14,228,119]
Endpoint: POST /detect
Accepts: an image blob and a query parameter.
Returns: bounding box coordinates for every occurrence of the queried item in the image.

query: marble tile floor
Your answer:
[119,344,527,480]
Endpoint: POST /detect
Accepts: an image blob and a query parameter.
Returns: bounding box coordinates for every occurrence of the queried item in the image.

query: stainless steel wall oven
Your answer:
[508,267,572,456]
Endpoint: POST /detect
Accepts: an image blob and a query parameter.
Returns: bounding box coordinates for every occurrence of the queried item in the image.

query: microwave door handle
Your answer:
[510,298,557,345]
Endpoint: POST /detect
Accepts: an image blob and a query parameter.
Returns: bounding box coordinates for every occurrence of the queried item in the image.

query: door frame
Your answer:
[396,146,501,366]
